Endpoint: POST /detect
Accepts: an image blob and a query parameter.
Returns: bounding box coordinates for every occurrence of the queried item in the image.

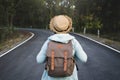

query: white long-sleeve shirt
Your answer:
[36,33,87,80]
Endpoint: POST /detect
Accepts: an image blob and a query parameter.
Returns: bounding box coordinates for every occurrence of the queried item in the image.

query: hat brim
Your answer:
[49,15,72,33]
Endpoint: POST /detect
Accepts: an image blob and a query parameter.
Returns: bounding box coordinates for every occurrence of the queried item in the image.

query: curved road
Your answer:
[0,29,120,80]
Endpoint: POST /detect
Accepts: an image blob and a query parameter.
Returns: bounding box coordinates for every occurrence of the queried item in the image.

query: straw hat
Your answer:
[49,15,72,33]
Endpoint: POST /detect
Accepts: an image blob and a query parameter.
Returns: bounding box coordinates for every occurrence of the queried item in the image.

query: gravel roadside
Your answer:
[0,31,32,56]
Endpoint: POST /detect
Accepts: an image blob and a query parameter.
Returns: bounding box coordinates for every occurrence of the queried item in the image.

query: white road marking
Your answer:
[73,33,120,53]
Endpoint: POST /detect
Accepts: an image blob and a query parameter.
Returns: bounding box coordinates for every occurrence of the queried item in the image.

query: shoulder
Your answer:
[71,38,79,45]
[41,39,50,48]
[71,38,83,49]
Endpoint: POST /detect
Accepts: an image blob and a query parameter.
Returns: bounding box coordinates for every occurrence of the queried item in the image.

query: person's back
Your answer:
[36,15,87,80]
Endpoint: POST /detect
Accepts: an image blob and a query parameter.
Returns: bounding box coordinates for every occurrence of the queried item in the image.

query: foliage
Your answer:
[0,0,120,40]
[0,27,15,43]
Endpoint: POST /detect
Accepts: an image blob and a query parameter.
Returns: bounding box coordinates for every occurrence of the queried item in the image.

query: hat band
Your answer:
[54,26,70,32]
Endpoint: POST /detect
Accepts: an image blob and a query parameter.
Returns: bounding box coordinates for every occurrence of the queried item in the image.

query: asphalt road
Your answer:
[0,29,120,80]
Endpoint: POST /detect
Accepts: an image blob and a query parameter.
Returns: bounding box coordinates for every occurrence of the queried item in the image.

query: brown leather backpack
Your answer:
[45,40,75,77]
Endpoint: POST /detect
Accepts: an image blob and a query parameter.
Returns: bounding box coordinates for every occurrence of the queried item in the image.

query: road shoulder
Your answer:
[0,31,34,57]
[74,33,120,53]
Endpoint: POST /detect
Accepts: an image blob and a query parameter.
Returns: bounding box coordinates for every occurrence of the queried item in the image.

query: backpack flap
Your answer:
[46,40,75,77]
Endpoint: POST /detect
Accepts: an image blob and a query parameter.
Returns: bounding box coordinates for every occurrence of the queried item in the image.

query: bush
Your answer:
[0,27,15,43]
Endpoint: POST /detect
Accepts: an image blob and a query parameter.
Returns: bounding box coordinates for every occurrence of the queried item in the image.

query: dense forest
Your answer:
[0,0,120,42]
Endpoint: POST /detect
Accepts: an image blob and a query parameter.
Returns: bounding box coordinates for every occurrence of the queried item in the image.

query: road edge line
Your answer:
[0,32,35,58]
[73,33,120,53]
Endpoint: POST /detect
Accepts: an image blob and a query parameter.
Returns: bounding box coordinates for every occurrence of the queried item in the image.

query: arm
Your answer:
[74,39,87,63]
[36,40,49,64]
